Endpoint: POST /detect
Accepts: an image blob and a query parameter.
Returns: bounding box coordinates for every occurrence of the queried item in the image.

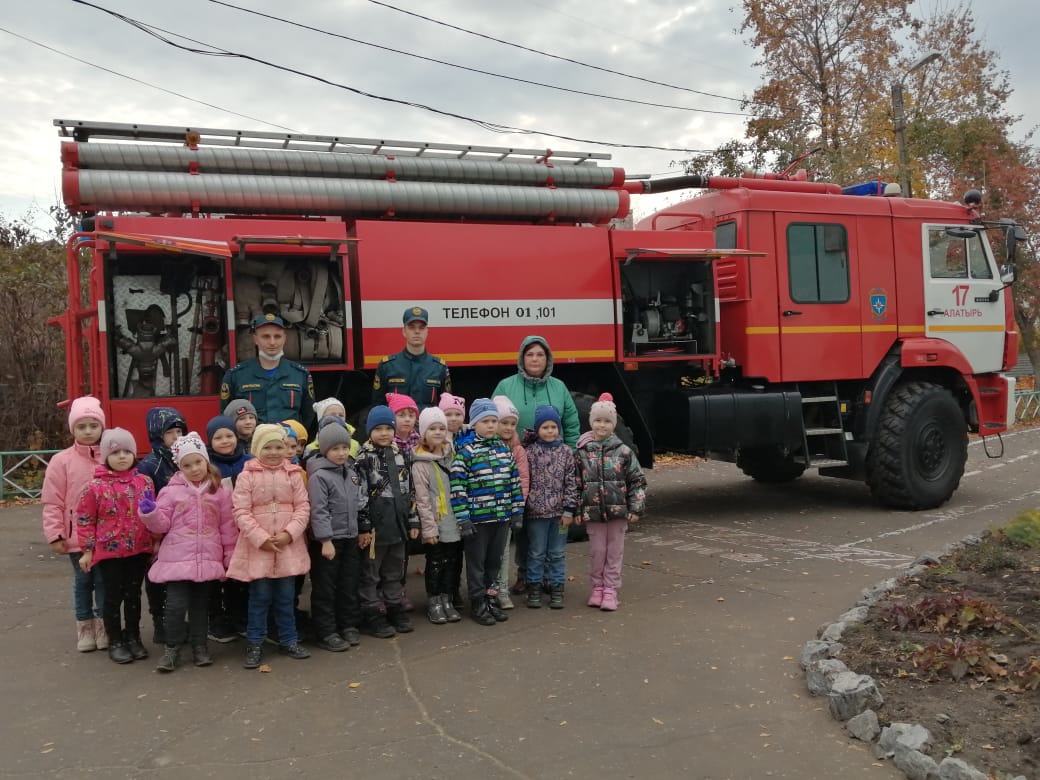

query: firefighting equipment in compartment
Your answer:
[114,305,177,398]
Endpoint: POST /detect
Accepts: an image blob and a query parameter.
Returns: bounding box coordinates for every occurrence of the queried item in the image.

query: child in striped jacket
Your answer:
[449,398,524,626]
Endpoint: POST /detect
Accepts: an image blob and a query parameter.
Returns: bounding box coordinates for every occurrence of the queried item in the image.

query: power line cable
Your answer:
[208,0,750,117]
[366,0,788,112]
[0,26,297,132]
[71,0,715,154]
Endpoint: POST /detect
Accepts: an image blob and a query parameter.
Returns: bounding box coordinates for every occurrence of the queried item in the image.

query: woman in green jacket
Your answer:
[492,336,580,446]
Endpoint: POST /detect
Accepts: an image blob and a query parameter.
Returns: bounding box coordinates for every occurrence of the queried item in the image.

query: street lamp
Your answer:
[891,51,942,199]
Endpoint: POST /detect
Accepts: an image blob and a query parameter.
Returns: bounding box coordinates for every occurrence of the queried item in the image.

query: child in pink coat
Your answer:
[76,428,155,665]
[228,424,311,669]
[41,396,107,653]
[140,432,237,672]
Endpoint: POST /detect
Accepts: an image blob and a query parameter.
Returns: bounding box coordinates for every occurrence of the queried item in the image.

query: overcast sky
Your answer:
[1,0,1036,230]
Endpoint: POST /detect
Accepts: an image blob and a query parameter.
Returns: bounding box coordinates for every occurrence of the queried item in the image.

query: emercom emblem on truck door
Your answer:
[923,225,1004,374]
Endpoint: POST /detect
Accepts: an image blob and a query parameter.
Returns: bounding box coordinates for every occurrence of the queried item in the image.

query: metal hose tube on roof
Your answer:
[67,170,629,222]
[66,142,624,189]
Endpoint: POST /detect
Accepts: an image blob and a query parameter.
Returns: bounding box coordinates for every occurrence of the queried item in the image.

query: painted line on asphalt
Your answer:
[627,522,914,571]
[841,486,1040,547]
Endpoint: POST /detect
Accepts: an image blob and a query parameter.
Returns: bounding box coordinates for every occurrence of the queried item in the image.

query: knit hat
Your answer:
[223,399,258,420]
[386,392,419,415]
[534,404,562,433]
[493,395,519,422]
[206,415,237,443]
[100,427,137,459]
[418,407,448,439]
[317,422,352,455]
[438,393,466,415]
[68,396,105,432]
[171,431,209,465]
[313,397,346,420]
[589,392,618,425]
[469,397,499,425]
[366,405,397,435]
[282,419,308,443]
[251,423,287,457]
[317,414,348,432]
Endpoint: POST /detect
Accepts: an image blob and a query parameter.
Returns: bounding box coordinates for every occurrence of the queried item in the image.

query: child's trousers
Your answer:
[526,516,567,587]
[464,522,508,602]
[68,552,105,621]
[95,553,149,642]
[587,520,628,591]
[309,538,362,637]
[424,541,463,596]
[359,542,406,610]
[164,580,211,646]
[247,577,297,646]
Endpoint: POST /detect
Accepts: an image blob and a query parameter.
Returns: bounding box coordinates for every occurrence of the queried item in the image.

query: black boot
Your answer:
[192,644,213,667]
[387,604,414,634]
[243,643,263,669]
[471,597,496,626]
[426,594,448,625]
[440,593,462,623]
[156,645,178,673]
[108,642,134,664]
[362,609,395,639]
[486,594,509,623]
[549,583,565,610]
[527,583,543,609]
[126,634,149,660]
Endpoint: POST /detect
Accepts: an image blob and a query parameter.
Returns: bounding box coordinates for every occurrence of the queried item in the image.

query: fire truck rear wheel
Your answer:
[866,380,966,510]
[736,446,807,483]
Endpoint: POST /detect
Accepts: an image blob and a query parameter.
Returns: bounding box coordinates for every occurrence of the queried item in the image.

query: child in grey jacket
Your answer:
[307,423,370,652]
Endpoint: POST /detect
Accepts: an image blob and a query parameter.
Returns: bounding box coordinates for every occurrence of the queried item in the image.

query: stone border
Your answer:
[800,530,1028,780]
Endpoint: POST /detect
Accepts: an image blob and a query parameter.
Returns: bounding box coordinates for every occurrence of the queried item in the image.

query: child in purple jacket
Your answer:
[140,432,237,672]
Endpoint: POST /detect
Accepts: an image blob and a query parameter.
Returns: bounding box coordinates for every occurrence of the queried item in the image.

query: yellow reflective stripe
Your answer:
[744,324,908,335]
[929,324,1006,333]
[745,326,779,334]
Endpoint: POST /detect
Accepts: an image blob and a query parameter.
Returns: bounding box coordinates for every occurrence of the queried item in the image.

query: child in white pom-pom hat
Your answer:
[576,393,646,612]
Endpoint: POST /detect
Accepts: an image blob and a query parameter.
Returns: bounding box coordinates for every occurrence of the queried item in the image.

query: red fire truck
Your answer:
[52,119,1025,509]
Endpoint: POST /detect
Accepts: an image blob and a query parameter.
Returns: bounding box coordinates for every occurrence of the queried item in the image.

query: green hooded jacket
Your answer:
[492,335,580,446]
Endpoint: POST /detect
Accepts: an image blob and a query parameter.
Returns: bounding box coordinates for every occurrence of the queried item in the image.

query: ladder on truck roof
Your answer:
[54,119,611,166]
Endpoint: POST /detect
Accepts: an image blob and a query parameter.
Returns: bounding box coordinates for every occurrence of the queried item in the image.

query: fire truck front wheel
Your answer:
[866,380,967,510]
[736,446,807,483]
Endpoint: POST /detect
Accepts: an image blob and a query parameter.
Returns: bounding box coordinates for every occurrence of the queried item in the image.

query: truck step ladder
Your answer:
[796,382,849,469]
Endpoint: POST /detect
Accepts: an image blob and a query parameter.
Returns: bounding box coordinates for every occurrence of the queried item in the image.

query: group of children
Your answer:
[41,388,646,671]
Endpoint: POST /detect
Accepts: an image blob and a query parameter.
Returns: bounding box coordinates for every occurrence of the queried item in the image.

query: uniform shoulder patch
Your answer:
[380,355,393,363]
[434,356,446,365]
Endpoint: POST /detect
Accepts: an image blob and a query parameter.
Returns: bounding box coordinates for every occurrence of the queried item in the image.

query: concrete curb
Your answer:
[800,530,1028,780]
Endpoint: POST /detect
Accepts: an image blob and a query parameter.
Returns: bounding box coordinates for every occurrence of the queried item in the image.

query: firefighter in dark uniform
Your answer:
[372,306,451,410]
[221,313,316,428]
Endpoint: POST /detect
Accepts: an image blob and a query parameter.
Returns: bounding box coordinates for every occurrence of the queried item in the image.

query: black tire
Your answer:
[736,446,807,483]
[865,380,966,510]
[570,392,638,454]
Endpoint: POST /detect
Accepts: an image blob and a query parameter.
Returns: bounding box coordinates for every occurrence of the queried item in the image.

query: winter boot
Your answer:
[549,584,565,610]
[526,583,543,609]
[486,594,509,623]
[278,643,311,659]
[243,643,263,669]
[509,574,527,595]
[317,633,350,652]
[400,591,415,613]
[108,642,133,664]
[600,588,618,612]
[362,609,395,639]
[93,617,109,650]
[587,586,604,608]
[440,593,462,623]
[426,594,448,625]
[192,644,213,667]
[126,634,149,660]
[471,597,497,626]
[76,619,97,652]
[387,604,414,634]
[156,645,178,673]
[340,627,362,646]
[495,589,515,610]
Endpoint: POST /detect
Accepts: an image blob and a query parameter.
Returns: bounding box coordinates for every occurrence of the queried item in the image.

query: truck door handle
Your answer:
[782,310,802,317]
[927,309,944,316]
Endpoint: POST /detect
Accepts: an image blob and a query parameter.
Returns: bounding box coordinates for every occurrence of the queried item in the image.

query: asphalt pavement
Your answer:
[3,426,1040,779]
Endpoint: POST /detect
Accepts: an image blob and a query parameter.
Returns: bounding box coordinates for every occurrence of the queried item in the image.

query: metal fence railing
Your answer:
[1016,390,1040,424]
[1,450,59,501]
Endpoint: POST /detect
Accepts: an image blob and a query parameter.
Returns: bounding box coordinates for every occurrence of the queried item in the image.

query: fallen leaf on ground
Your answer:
[348,682,361,688]
[258,664,272,673]
[717,597,725,602]
[652,717,664,725]
[641,561,653,566]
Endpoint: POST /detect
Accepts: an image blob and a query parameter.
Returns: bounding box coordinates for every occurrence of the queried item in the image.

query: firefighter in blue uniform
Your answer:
[221,313,316,428]
[372,306,451,410]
